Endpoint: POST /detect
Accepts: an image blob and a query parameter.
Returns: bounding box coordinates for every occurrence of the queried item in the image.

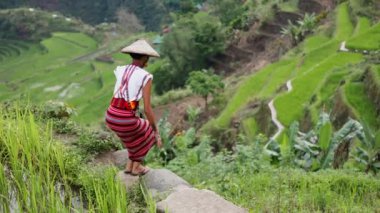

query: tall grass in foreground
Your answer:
[0,107,129,212]
[220,169,380,212]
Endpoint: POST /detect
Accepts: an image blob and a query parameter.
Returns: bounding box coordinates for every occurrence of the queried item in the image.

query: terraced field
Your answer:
[347,22,380,50]
[208,2,380,136]
[0,31,152,124]
[212,59,297,128]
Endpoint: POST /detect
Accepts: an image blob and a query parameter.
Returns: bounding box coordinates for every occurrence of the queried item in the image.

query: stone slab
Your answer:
[112,149,129,167]
[156,187,247,213]
[142,169,191,200]
[116,171,140,190]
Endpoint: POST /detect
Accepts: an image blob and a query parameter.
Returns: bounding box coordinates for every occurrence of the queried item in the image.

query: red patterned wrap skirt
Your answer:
[105,104,156,162]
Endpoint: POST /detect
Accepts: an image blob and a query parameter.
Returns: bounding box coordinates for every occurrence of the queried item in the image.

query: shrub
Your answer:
[75,129,121,156]
[154,12,226,94]
[281,13,317,45]
[43,101,75,119]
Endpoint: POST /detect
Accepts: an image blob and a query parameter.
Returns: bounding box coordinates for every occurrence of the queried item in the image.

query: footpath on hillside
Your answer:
[97,149,247,213]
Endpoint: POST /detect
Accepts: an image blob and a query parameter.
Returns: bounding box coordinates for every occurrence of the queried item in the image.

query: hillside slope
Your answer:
[0,9,158,125]
[205,2,380,140]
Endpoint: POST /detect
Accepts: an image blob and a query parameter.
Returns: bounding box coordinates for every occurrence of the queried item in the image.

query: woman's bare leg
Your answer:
[131,161,150,175]
[125,159,133,172]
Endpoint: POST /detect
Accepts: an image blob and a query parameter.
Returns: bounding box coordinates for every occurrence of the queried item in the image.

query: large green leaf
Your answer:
[318,122,332,152]
[375,131,380,149]
[320,119,363,169]
[288,121,299,151]
[373,162,380,169]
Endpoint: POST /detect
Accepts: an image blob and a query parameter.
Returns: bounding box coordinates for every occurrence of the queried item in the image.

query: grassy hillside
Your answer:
[0,8,95,41]
[0,29,157,125]
[0,2,379,212]
[206,2,380,136]
[0,106,153,212]
[0,2,378,134]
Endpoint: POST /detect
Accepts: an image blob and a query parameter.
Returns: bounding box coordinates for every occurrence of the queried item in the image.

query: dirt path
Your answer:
[268,80,292,140]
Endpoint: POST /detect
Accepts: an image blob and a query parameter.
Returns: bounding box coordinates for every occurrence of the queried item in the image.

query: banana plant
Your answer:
[264,113,370,171]
[352,124,380,174]
[319,118,365,169]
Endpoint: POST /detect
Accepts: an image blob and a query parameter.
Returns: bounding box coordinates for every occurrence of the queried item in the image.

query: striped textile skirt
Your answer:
[105,105,156,162]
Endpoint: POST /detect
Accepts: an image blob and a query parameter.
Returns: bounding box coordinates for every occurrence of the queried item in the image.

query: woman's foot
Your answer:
[131,162,150,176]
[124,159,133,174]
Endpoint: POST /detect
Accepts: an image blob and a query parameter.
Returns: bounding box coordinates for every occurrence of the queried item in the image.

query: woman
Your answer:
[105,39,162,176]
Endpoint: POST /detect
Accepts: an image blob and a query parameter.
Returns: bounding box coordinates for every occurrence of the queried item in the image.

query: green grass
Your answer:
[353,17,371,36]
[0,31,158,125]
[211,59,297,128]
[242,117,258,141]
[206,2,375,132]
[278,0,299,13]
[0,41,24,59]
[53,32,98,49]
[296,41,341,75]
[373,65,380,84]
[208,34,362,130]
[344,82,380,129]
[346,22,380,50]
[303,34,331,53]
[0,107,130,211]
[219,169,380,212]
[335,2,354,40]
[318,71,347,103]
[0,32,97,82]
[275,52,363,126]
[167,140,380,212]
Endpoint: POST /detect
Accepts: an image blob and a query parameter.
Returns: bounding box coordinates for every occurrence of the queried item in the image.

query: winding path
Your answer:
[268,80,292,140]
[339,41,349,52]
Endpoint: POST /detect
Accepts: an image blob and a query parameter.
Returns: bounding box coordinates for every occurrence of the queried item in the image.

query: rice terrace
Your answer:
[0,0,379,212]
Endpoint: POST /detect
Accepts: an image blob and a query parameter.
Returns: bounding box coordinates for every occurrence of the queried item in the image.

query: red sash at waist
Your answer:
[110,98,139,110]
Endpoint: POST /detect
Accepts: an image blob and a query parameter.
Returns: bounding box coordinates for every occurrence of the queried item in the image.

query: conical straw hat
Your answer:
[121,39,160,57]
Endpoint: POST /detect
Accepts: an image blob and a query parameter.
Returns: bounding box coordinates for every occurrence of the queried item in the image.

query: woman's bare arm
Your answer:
[142,79,162,148]
[142,79,157,131]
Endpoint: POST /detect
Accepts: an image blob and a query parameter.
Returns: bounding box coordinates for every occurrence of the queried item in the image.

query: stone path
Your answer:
[116,167,247,213]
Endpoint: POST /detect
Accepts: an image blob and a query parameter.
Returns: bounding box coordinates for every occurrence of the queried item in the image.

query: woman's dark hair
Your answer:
[130,53,146,60]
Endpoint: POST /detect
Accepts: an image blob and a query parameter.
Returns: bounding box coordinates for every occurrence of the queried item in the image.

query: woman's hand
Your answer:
[156,132,162,148]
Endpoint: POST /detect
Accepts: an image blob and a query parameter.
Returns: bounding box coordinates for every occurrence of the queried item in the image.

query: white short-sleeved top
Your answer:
[112,65,153,101]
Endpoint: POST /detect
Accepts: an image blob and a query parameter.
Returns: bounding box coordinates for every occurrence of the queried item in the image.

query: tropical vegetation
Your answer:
[0,0,379,212]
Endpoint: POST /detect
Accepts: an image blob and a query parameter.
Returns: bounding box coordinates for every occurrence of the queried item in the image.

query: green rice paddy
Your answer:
[346,22,380,50]
[353,17,371,36]
[211,59,297,128]
[344,82,379,129]
[0,31,150,125]
[0,108,129,212]
[208,2,379,134]
[335,2,354,41]
[275,52,363,126]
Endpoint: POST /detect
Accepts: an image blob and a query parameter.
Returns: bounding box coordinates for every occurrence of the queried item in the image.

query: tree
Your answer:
[209,0,246,26]
[116,7,144,33]
[186,70,224,110]
[123,0,168,31]
[154,12,226,94]
[163,0,206,13]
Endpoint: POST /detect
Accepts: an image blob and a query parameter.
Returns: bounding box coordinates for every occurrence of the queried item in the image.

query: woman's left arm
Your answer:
[142,79,162,148]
